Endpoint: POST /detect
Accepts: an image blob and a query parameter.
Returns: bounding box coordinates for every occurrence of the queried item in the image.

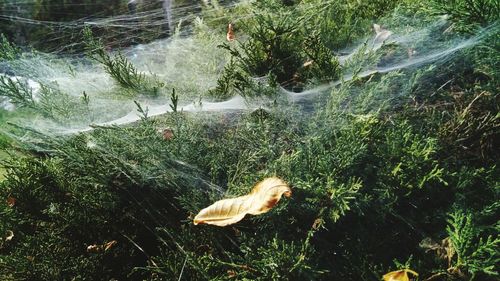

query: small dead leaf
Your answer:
[447,266,465,277]
[87,244,101,253]
[420,237,455,267]
[441,237,455,268]
[407,48,416,59]
[227,23,235,42]
[162,128,174,140]
[87,240,117,253]
[7,196,16,207]
[5,230,14,242]
[227,270,237,278]
[194,177,291,226]
[373,23,392,44]
[104,240,117,251]
[383,269,418,281]
[312,218,324,230]
[26,256,34,262]
[419,237,440,251]
[303,60,314,68]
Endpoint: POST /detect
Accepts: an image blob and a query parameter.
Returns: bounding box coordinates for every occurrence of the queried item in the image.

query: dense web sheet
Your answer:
[1,7,496,134]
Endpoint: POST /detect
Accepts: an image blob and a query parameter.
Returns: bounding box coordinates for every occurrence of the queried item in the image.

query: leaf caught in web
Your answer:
[383,269,418,281]
[194,177,291,226]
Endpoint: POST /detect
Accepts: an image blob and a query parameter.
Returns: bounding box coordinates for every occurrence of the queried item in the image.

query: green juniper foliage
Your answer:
[0,76,36,109]
[431,0,500,32]
[0,34,21,61]
[0,75,95,124]
[83,27,165,96]
[446,210,500,277]
[208,0,341,97]
[0,0,499,280]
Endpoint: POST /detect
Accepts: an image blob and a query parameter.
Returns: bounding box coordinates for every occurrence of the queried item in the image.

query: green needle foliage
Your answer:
[0,34,21,61]
[431,0,500,32]
[0,76,36,108]
[208,0,341,97]
[446,210,499,277]
[83,27,165,96]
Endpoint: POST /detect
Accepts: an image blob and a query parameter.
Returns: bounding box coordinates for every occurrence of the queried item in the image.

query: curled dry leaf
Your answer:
[227,270,237,278]
[303,60,314,68]
[440,237,456,268]
[312,218,324,230]
[383,269,418,281]
[7,196,16,207]
[87,240,118,253]
[420,237,455,267]
[5,230,14,242]
[162,128,174,140]
[87,244,101,253]
[373,23,392,44]
[226,23,235,42]
[194,177,291,226]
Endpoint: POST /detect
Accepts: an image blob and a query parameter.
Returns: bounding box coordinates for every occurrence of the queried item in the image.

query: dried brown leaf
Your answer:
[194,177,291,226]
[227,23,235,42]
[441,237,455,267]
[420,237,455,267]
[7,196,15,207]
[227,270,237,278]
[162,128,174,140]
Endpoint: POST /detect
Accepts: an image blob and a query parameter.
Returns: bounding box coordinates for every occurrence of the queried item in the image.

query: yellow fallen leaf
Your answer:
[194,177,291,226]
[383,269,418,281]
